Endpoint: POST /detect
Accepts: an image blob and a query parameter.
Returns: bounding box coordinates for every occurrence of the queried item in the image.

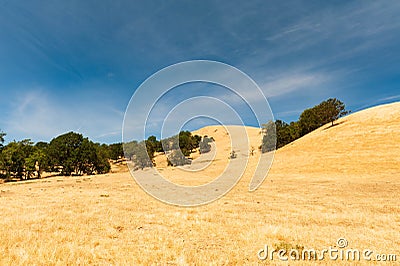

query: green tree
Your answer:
[275,120,291,149]
[108,143,124,160]
[288,121,301,141]
[77,138,97,175]
[48,132,84,175]
[178,131,196,156]
[93,143,111,174]
[145,136,161,158]
[48,132,110,175]
[161,131,201,156]
[193,134,201,147]
[318,98,348,126]
[0,142,19,179]
[0,131,5,150]
[299,107,322,135]
[0,139,34,179]
[25,146,48,178]
[262,98,348,151]
[34,142,50,177]
[299,98,348,135]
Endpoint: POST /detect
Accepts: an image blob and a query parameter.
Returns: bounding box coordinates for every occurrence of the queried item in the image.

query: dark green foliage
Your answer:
[274,120,290,148]
[299,108,321,135]
[93,143,111,174]
[124,131,203,170]
[0,131,118,180]
[77,138,98,175]
[299,98,348,134]
[145,136,161,159]
[178,131,188,152]
[47,132,110,176]
[26,142,50,178]
[162,132,201,167]
[48,132,83,175]
[194,134,202,145]
[0,139,35,179]
[273,120,301,149]
[320,98,348,126]
[199,136,213,154]
[0,131,5,150]
[262,98,348,152]
[161,131,201,155]
[287,121,302,141]
[0,138,51,180]
[167,150,192,166]
[108,143,124,160]
[177,131,199,156]
[147,136,163,153]
[35,141,48,150]
[0,142,20,179]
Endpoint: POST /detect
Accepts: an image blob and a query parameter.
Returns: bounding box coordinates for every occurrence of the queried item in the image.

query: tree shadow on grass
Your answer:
[323,120,346,130]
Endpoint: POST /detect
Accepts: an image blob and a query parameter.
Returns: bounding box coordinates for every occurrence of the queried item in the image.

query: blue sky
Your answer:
[1,0,399,143]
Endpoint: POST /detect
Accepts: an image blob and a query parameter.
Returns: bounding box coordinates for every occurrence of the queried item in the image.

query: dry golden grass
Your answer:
[0,102,399,265]
[155,125,262,186]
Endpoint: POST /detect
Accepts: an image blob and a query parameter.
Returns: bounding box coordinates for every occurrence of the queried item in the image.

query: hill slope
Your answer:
[153,101,400,184]
[0,102,399,264]
[271,101,400,178]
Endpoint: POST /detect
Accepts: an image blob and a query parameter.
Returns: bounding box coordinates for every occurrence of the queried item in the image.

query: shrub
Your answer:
[199,136,213,154]
[167,150,191,166]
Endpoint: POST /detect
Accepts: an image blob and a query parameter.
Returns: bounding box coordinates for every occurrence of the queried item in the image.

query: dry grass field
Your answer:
[0,102,399,265]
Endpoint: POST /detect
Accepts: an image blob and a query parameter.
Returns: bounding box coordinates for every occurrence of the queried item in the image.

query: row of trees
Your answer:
[0,131,124,180]
[0,98,348,177]
[161,131,202,156]
[262,98,348,152]
[124,131,213,170]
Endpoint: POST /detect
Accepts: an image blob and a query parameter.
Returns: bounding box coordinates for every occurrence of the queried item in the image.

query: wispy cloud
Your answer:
[260,73,329,98]
[377,95,400,102]
[4,88,124,143]
[1,1,399,142]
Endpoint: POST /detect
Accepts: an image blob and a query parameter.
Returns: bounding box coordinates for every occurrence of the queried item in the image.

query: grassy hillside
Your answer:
[0,102,399,264]
[273,101,400,177]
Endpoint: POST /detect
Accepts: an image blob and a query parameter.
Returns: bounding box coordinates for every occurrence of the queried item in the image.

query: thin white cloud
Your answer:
[260,73,328,98]
[275,109,304,118]
[378,95,400,102]
[4,89,124,143]
[238,1,400,78]
[6,90,64,140]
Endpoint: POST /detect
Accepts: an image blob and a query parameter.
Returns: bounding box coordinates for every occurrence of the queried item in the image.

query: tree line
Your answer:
[262,98,348,152]
[0,131,124,181]
[124,131,214,170]
[0,98,347,178]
